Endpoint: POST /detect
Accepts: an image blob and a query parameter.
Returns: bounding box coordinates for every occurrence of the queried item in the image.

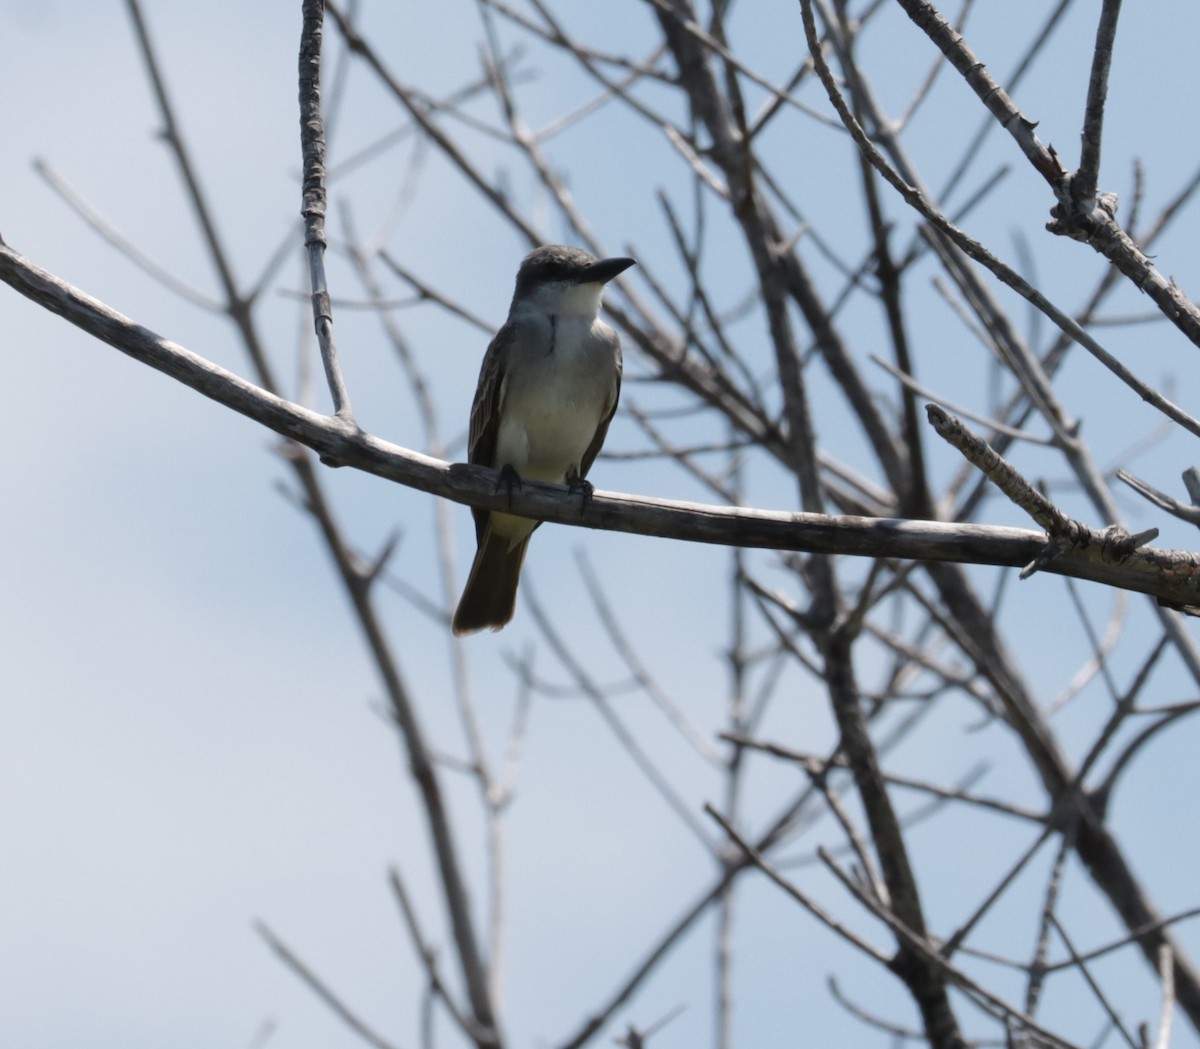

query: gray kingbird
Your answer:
[452,245,636,635]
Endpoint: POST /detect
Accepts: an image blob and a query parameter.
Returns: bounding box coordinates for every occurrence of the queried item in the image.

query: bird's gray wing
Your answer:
[467,323,515,543]
[577,338,622,481]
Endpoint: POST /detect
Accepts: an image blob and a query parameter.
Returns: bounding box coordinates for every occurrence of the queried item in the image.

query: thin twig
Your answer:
[1072,0,1124,205]
[1156,943,1177,1049]
[705,804,891,965]
[298,1,354,422]
[1048,914,1139,1049]
[256,922,403,1049]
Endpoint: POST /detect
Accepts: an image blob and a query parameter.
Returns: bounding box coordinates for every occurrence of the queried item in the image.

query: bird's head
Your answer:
[512,245,636,316]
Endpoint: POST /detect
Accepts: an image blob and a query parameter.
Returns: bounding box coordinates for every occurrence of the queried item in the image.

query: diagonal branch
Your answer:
[5,234,1200,612]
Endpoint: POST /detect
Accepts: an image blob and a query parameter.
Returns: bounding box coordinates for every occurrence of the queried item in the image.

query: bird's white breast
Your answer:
[495,306,617,483]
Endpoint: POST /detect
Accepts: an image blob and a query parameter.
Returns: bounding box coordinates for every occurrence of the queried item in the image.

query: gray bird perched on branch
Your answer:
[453,245,636,635]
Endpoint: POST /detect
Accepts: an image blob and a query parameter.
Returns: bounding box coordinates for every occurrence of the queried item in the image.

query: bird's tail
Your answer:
[452,528,531,635]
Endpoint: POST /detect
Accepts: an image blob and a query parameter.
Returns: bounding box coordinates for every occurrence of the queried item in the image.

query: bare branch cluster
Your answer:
[6,1,1200,1048]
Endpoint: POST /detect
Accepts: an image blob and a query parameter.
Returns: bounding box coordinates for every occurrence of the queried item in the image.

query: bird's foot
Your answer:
[567,474,594,514]
[497,464,523,508]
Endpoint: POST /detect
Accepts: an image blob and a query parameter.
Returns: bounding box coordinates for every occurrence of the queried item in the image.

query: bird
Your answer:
[452,245,636,635]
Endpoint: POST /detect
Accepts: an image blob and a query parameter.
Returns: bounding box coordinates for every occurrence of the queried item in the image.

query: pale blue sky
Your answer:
[4,3,1200,1048]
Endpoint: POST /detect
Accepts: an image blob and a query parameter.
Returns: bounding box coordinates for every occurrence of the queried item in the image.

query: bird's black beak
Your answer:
[578,256,637,285]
